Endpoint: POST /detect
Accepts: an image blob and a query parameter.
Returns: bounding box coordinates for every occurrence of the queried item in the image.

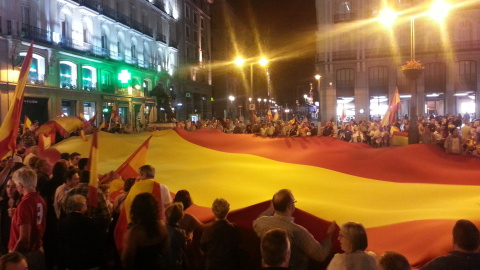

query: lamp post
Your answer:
[235,56,269,121]
[229,95,235,118]
[379,1,451,144]
[315,74,321,121]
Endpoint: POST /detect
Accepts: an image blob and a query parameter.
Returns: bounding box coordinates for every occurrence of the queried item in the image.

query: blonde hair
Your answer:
[212,198,230,219]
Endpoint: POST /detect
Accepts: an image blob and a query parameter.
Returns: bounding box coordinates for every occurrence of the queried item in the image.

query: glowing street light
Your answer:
[263,99,267,102]
[257,98,261,102]
[234,57,245,67]
[259,57,268,66]
[315,74,321,80]
[248,97,252,102]
[378,8,397,27]
[428,0,452,23]
[229,95,235,101]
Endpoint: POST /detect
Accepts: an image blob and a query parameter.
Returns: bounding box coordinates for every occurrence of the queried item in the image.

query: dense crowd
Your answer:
[177,113,480,155]
[0,155,478,270]
[0,115,477,269]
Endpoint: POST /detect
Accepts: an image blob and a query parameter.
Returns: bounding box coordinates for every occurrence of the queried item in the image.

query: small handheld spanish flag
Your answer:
[23,116,32,134]
[267,110,273,121]
[253,113,259,121]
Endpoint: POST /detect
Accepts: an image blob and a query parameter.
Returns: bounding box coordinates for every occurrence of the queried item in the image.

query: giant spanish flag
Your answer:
[53,130,480,269]
[114,135,152,180]
[86,132,99,208]
[0,41,34,158]
[36,116,83,137]
[381,88,401,127]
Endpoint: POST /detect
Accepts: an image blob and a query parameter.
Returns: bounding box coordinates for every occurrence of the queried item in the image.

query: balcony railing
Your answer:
[156,33,167,43]
[169,40,178,48]
[334,13,355,23]
[332,50,357,61]
[102,5,117,21]
[117,13,131,27]
[22,23,52,44]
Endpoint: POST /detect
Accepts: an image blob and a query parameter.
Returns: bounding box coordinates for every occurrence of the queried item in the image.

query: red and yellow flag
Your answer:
[80,130,87,141]
[340,105,347,122]
[288,118,295,126]
[100,135,152,185]
[87,132,99,208]
[23,116,32,134]
[38,132,55,151]
[98,121,106,130]
[0,41,34,158]
[273,111,279,121]
[88,111,98,125]
[253,113,259,122]
[267,109,273,121]
[381,88,401,127]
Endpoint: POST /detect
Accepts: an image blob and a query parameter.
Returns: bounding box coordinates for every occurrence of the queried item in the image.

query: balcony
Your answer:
[332,50,356,61]
[156,33,167,43]
[117,13,131,27]
[169,40,178,48]
[22,24,52,44]
[334,13,355,23]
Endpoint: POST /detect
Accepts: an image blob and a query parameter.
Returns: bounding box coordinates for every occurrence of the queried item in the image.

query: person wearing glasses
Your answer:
[253,189,336,270]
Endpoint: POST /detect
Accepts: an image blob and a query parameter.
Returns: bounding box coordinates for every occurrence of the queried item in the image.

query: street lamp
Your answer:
[315,74,321,121]
[379,1,451,144]
[229,95,236,118]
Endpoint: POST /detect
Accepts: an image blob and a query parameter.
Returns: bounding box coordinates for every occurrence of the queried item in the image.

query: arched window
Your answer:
[19,52,46,85]
[82,66,97,91]
[101,25,109,54]
[59,61,77,89]
[143,42,150,68]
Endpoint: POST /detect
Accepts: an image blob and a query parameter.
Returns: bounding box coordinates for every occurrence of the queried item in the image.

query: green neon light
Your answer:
[118,70,131,84]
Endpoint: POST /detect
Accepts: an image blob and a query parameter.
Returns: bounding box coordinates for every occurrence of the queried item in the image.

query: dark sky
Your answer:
[226,0,317,105]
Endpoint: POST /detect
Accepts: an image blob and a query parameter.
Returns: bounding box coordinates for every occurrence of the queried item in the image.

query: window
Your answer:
[59,61,78,89]
[185,25,190,38]
[0,16,2,33]
[131,45,136,59]
[185,4,190,18]
[7,20,12,35]
[22,7,30,25]
[61,21,68,37]
[194,30,198,42]
[455,61,477,92]
[200,17,204,29]
[193,12,198,24]
[425,62,446,93]
[101,34,108,50]
[456,20,473,42]
[83,28,91,44]
[19,53,46,85]
[368,66,389,96]
[336,68,355,97]
[102,71,112,86]
[82,66,97,91]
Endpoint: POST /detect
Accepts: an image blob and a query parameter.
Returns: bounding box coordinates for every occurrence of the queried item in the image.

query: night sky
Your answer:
[226,0,317,106]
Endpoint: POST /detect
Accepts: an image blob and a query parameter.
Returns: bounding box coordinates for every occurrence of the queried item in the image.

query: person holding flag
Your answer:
[23,116,32,134]
[267,109,273,122]
[381,88,401,128]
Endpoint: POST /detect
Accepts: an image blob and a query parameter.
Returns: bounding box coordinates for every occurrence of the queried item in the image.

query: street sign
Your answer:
[249,104,255,110]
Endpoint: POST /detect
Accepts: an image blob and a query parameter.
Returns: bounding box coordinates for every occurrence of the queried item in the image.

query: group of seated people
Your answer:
[0,153,478,270]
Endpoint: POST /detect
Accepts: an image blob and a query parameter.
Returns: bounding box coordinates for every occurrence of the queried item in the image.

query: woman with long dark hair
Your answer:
[0,178,21,253]
[122,192,168,269]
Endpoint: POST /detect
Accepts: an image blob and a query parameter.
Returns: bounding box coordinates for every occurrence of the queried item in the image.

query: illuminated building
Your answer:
[0,0,212,125]
[315,0,480,122]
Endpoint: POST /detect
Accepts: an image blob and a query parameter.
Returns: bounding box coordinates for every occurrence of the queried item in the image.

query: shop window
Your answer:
[368,66,389,96]
[455,61,477,92]
[82,66,97,91]
[59,61,77,89]
[19,52,46,85]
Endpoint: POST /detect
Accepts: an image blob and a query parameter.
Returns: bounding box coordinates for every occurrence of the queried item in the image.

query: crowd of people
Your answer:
[176,113,480,155]
[0,159,478,270]
[0,114,476,269]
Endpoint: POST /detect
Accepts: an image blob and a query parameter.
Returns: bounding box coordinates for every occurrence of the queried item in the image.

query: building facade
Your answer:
[0,0,212,126]
[176,0,213,122]
[315,0,480,122]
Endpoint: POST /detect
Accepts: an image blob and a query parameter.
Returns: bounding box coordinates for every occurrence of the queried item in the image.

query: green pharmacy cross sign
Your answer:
[118,70,131,84]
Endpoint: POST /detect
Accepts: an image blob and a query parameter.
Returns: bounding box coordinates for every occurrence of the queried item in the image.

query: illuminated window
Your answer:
[59,61,77,89]
[19,53,45,85]
[82,66,97,91]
